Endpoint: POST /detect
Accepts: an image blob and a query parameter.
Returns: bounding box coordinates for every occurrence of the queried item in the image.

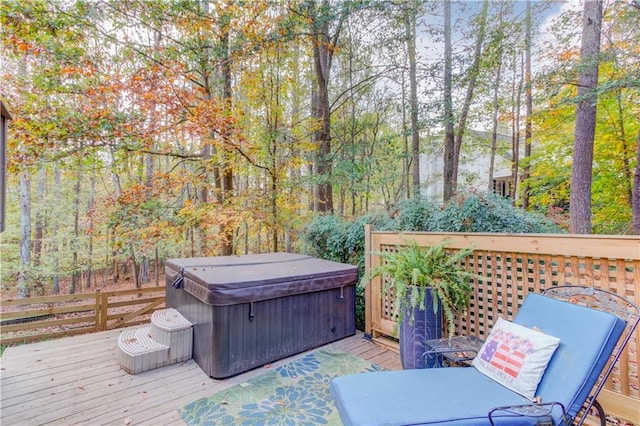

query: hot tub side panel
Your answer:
[210,285,356,378]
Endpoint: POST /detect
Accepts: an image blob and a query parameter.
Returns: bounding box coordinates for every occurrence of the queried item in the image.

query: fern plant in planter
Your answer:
[366,240,480,369]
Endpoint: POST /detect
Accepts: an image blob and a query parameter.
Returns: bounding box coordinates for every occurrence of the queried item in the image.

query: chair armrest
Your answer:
[423,335,484,366]
[422,347,479,365]
[488,401,571,426]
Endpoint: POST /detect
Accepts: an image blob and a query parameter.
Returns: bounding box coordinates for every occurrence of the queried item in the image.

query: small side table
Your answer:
[423,335,484,367]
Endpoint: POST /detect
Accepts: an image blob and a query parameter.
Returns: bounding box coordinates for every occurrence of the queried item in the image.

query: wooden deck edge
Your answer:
[371,335,399,353]
[598,389,640,424]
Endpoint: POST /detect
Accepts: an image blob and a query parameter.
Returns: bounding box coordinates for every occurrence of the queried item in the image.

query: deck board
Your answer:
[1,328,400,425]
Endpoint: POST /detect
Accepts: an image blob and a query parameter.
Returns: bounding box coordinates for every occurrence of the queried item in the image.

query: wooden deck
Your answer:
[0,328,401,425]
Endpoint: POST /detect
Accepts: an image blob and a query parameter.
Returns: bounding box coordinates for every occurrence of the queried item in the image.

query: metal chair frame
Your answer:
[486,286,639,426]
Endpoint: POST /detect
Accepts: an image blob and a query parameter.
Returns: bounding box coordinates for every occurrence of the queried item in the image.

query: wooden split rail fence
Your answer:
[363,225,640,425]
[0,286,166,346]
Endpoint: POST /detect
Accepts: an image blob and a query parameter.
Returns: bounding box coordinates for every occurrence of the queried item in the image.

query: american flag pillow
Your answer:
[472,317,560,400]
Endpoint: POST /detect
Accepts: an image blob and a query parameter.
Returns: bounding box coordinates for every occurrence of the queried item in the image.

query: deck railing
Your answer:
[363,224,640,424]
[0,286,166,345]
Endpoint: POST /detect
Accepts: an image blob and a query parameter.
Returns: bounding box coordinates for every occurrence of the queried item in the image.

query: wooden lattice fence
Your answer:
[364,225,639,424]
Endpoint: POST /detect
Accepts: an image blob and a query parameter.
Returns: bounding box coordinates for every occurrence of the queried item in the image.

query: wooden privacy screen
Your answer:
[363,225,640,424]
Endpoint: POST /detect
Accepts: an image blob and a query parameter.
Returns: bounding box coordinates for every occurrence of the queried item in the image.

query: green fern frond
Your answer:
[364,239,483,335]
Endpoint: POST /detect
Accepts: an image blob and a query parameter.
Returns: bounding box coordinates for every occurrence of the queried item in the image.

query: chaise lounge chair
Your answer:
[330,286,639,425]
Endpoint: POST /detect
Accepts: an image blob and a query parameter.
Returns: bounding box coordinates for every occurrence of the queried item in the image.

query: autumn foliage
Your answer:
[1,0,638,295]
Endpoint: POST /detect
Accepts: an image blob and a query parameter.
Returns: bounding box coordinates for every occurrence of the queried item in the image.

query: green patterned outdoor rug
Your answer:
[178,347,385,425]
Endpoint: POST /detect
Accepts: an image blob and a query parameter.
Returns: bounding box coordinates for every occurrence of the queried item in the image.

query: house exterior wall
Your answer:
[419,130,519,202]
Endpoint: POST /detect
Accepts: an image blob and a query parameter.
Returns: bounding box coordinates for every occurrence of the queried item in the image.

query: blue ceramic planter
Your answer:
[399,287,443,369]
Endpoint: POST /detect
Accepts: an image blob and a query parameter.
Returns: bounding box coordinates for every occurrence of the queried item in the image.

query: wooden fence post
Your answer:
[100,290,109,330]
[364,224,373,338]
[94,289,101,331]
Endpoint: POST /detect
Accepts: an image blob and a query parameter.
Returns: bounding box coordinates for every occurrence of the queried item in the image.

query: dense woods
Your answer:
[1,0,639,297]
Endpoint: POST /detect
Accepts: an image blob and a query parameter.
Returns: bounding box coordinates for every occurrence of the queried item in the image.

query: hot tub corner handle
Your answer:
[249,302,255,321]
[171,267,185,289]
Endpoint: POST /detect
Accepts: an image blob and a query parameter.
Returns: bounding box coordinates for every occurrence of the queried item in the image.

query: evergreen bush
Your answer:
[299,192,562,331]
[431,192,559,233]
[393,197,437,231]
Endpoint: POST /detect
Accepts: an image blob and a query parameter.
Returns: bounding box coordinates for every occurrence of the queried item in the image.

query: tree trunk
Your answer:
[140,256,150,284]
[452,0,488,192]
[145,151,153,188]
[616,88,632,206]
[52,163,61,294]
[633,130,640,234]
[313,32,333,212]
[85,168,96,289]
[401,63,410,200]
[570,0,603,234]
[33,166,46,269]
[521,0,533,210]
[70,157,82,295]
[288,43,302,250]
[347,30,357,215]
[488,6,505,193]
[511,53,524,202]
[109,146,122,284]
[310,0,342,213]
[155,246,160,287]
[18,171,31,299]
[488,53,503,193]
[112,230,120,283]
[442,0,455,202]
[220,21,234,256]
[130,243,141,289]
[406,1,420,198]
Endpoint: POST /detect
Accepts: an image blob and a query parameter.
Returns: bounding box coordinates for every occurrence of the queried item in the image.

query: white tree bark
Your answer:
[18,171,31,298]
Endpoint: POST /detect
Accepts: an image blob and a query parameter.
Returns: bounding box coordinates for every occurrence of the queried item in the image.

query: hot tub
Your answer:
[165,253,357,378]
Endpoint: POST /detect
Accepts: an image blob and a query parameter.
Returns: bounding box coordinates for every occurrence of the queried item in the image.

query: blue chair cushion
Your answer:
[330,367,558,425]
[330,292,626,425]
[513,293,625,419]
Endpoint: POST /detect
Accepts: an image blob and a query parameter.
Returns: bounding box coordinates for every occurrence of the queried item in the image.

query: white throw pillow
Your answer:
[472,317,560,400]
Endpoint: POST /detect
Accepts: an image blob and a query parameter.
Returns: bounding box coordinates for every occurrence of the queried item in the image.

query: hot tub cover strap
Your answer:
[171,267,185,289]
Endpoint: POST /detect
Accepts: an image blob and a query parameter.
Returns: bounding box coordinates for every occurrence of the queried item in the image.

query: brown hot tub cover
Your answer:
[166,252,358,306]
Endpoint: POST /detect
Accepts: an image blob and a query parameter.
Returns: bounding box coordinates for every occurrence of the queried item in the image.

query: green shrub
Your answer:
[299,211,396,331]
[299,214,350,264]
[299,192,562,331]
[393,197,438,231]
[431,192,560,234]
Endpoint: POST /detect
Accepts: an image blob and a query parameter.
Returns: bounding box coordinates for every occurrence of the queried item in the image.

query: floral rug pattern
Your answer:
[178,347,384,425]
